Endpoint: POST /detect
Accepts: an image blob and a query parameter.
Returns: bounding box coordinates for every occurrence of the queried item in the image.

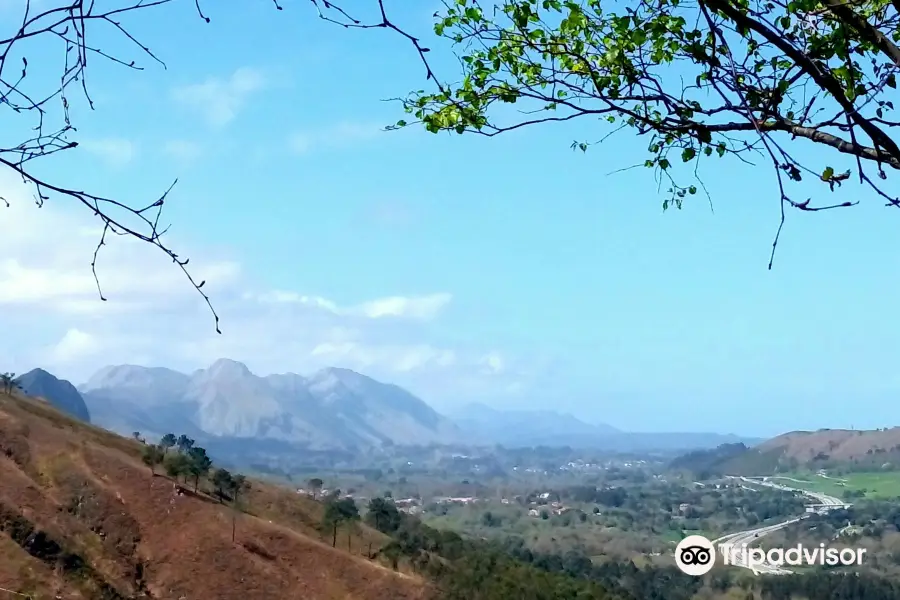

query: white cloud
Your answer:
[79,138,136,167]
[171,67,267,127]
[163,140,203,163]
[289,121,386,154]
[49,329,101,363]
[248,291,340,312]
[358,294,451,320]
[0,174,240,315]
[0,171,537,405]
[245,290,451,321]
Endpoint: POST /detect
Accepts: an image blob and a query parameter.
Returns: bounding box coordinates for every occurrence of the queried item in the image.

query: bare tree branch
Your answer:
[0,0,426,331]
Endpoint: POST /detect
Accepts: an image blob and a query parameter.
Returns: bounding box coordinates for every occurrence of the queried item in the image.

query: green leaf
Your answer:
[394,0,895,213]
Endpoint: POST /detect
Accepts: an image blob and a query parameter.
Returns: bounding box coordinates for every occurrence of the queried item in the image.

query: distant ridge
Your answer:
[15,368,91,423]
[450,402,620,447]
[450,402,757,451]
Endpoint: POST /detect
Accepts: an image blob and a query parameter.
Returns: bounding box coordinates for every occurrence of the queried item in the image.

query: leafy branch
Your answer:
[387,0,900,265]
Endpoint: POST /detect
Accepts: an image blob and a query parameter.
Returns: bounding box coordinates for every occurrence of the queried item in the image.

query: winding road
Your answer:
[709,476,849,575]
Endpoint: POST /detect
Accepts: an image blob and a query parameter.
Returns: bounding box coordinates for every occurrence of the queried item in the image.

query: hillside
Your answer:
[671,428,900,477]
[80,360,461,451]
[758,427,900,466]
[669,442,786,477]
[0,387,429,600]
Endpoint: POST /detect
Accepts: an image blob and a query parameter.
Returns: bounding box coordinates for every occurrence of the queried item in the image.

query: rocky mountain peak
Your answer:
[205,358,253,379]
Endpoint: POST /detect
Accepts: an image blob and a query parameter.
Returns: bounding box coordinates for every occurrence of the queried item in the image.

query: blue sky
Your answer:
[1,1,898,437]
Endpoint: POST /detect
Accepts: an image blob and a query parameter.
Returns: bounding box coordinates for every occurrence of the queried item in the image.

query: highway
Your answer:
[709,476,849,575]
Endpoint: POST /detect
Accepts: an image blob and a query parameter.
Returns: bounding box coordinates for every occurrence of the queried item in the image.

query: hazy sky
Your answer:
[1,1,897,438]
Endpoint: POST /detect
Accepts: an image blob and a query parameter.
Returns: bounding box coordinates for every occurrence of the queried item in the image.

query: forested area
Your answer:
[361,494,900,600]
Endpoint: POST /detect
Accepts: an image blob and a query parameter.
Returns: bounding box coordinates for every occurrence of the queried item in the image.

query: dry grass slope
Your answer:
[0,389,430,600]
[759,427,900,461]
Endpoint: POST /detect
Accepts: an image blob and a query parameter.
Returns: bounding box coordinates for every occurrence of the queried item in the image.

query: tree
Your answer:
[482,511,502,528]
[323,501,343,548]
[381,541,403,572]
[160,433,177,455]
[0,373,17,394]
[307,477,324,499]
[132,432,144,443]
[322,497,359,548]
[141,444,164,475]
[366,497,402,534]
[232,474,250,501]
[211,468,235,501]
[392,0,900,265]
[343,502,362,553]
[230,474,251,543]
[175,435,194,454]
[164,452,191,482]
[187,446,212,492]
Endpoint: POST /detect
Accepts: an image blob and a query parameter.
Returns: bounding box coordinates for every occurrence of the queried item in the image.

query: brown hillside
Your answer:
[758,427,900,461]
[0,389,430,600]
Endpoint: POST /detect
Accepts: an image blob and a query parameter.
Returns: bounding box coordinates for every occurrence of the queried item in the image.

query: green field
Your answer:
[772,471,900,499]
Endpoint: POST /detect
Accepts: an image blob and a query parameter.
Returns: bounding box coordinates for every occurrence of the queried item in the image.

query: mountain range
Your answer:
[449,402,758,450]
[79,359,461,451]
[450,402,622,446]
[12,359,757,459]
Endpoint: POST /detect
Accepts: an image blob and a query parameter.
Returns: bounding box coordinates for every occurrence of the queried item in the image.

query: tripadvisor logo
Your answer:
[675,535,716,576]
[674,534,868,576]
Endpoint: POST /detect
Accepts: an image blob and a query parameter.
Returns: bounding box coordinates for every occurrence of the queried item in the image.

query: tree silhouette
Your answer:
[0,373,15,394]
[211,468,234,501]
[366,497,402,534]
[307,477,324,499]
[141,444,163,475]
[230,474,250,543]
[187,446,212,492]
[322,497,359,548]
[344,505,361,553]
[175,435,194,454]
[160,433,177,455]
